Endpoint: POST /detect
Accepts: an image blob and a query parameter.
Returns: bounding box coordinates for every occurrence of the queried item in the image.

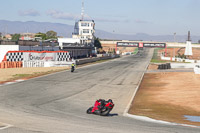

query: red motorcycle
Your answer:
[86,99,114,116]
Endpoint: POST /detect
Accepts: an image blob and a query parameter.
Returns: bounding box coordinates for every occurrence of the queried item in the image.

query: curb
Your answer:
[0,79,25,86]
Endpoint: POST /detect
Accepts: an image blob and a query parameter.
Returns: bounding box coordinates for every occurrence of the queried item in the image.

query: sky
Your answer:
[0,0,200,36]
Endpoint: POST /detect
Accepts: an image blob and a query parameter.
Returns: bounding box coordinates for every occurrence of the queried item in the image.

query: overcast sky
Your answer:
[1,0,200,36]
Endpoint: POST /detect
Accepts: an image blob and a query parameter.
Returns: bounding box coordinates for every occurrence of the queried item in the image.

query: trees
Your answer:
[35,30,57,40]
[11,34,20,41]
[46,30,57,39]
[94,37,102,49]
[0,32,2,40]
[35,32,47,40]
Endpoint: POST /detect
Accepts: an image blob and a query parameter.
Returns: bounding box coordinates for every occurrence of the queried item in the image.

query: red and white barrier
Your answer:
[0,51,71,68]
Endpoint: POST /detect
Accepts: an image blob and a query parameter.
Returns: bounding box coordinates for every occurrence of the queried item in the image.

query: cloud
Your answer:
[18,9,40,16]
[94,18,120,23]
[94,17,130,23]
[46,9,129,23]
[135,19,150,24]
[47,9,81,20]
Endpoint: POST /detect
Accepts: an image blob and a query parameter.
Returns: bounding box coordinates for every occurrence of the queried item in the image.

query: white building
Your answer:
[72,20,95,45]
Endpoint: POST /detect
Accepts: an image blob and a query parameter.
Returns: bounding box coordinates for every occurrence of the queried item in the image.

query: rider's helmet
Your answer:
[108,99,112,103]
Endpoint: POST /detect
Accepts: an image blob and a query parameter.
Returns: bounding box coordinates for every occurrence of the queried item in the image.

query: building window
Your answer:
[81,23,88,27]
[83,29,89,33]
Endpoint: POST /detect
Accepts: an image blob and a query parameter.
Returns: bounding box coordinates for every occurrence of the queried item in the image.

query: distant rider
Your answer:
[71,63,75,72]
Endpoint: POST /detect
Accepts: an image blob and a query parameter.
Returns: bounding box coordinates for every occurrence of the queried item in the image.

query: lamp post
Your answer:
[173,33,176,58]
[174,32,176,42]
[113,30,117,54]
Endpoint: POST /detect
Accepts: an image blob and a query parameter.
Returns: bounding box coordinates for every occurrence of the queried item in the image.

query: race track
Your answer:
[0,48,199,133]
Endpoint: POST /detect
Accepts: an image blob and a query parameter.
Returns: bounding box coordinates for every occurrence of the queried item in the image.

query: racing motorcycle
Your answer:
[86,99,114,116]
[71,65,75,72]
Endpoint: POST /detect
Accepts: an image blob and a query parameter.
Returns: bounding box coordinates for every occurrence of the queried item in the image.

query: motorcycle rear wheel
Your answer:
[100,108,111,116]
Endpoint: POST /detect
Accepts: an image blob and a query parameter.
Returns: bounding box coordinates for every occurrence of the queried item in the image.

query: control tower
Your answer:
[72,1,95,45]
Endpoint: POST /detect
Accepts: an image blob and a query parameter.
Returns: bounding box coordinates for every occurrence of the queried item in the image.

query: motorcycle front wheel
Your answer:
[86,107,93,114]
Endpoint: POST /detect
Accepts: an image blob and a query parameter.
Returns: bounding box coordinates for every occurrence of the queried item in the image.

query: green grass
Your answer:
[150,59,168,63]
[13,74,32,78]
[132,48,138,54]
[152,48,164,60]
[150,48,167,63]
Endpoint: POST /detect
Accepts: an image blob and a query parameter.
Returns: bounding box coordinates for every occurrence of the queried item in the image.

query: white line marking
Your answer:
[0,123,13,130]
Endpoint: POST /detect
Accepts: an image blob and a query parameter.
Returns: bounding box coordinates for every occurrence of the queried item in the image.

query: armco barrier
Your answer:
[76,55,120,65]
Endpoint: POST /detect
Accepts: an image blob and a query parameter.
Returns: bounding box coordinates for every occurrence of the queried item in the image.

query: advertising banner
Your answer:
[117,42,139,47]
[4,51,70,62]
[23,52,56,61]
[117,42,166,48]
[139,42,144,48]
[143,43,166,48]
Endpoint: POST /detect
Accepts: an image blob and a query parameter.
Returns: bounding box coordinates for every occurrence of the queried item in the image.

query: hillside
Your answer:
[0,20,199,42]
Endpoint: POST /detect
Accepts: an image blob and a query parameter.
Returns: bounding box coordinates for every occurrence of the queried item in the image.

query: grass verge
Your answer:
[0,68,69,84]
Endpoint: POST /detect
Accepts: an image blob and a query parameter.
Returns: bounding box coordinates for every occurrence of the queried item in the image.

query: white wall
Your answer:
[0,45,19,62]
[58,38,80,49]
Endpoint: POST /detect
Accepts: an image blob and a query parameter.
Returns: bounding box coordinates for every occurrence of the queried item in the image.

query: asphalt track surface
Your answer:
[0,48,200,133]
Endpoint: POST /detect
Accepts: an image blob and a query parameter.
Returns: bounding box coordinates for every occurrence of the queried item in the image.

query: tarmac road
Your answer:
[0,48,199,133]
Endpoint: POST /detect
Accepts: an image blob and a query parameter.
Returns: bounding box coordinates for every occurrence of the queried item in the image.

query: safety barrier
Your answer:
[23,61,44,68]
[161,55,200,63]
[158,63,171,69]
[0,61,23,69]
[22,61,73,68]
[194,65,200,74]
[76,55,120,65]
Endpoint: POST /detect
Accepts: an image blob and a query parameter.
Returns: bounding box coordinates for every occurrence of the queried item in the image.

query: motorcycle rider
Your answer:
[71,63,75,72]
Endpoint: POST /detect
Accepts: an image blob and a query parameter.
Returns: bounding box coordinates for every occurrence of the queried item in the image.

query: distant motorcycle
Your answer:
[71,63,75,72]
[71,66,75,72]
[87,99,114,116]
